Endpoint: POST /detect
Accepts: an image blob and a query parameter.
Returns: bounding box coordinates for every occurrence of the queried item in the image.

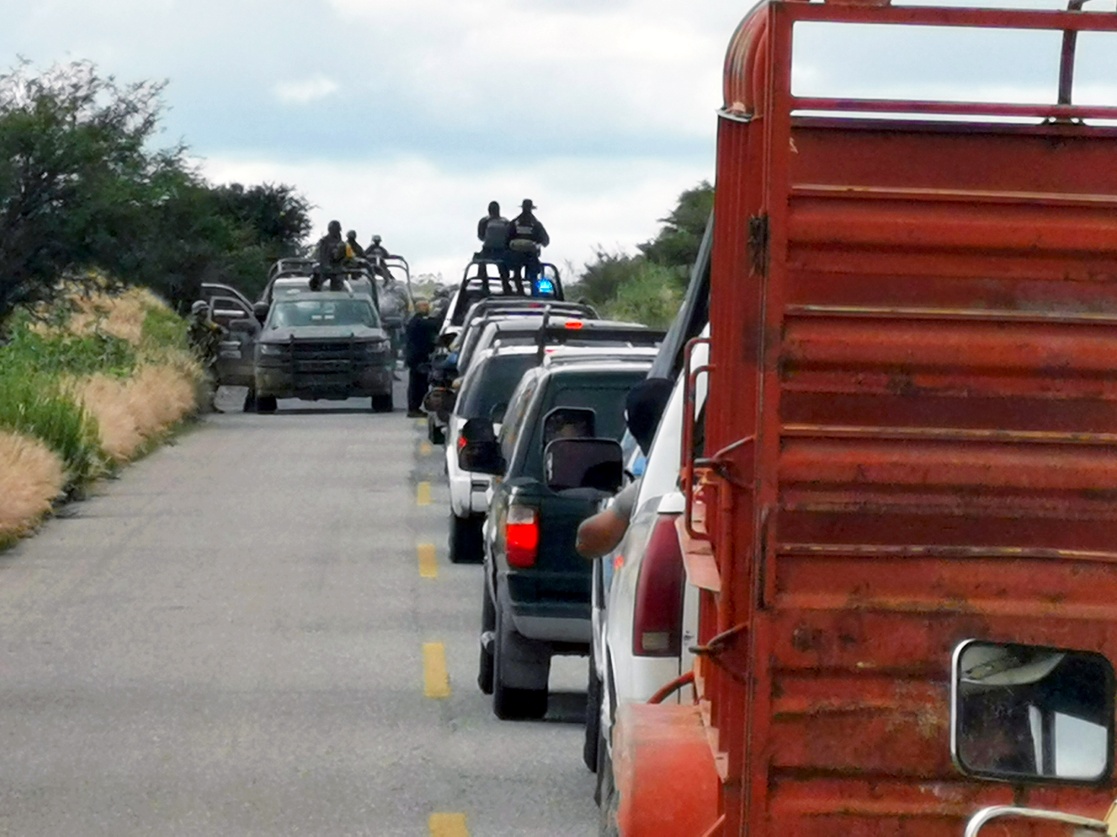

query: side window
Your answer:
[499,373,540,466]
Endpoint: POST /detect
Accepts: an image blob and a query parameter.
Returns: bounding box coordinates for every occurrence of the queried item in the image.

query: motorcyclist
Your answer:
[507,199,550,287]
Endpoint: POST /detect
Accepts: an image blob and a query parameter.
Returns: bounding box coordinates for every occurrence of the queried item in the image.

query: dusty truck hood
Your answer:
[260,325,388,342]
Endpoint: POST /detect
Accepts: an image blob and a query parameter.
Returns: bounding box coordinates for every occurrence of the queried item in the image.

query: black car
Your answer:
[459,355,653,720]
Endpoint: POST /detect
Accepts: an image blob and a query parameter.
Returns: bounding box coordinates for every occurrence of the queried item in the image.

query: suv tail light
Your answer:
[632,513,685,657]
[506,505,539,568]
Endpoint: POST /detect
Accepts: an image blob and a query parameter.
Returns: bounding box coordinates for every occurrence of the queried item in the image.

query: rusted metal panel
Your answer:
[687,1,1117,835]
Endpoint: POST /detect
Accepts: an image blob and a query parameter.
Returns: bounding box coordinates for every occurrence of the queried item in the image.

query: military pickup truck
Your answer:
[218,290,395,413]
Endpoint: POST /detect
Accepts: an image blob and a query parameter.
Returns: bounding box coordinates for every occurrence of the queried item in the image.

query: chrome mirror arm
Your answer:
[965,805,1107,837]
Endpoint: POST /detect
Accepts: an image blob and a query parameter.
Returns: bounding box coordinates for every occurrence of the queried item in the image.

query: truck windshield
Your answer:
[270,299,379,329]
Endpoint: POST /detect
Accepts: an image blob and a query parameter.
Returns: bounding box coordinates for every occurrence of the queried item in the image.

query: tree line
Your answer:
[0,60,312,326]
[572,181,713,329]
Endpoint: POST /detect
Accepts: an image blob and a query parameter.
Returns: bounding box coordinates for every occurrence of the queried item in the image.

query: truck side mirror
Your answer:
[951,639,1115,785]
[544,438,623,493]
[542,407,596,447]
[252,301,270,324]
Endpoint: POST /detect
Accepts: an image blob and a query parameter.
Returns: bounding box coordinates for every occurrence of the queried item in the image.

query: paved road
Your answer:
[0,386,597,836]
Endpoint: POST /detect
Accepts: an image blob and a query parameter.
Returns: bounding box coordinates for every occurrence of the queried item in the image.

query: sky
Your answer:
[3,0,1115,285]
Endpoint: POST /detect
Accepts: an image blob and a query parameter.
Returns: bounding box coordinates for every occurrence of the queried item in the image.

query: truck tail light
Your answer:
[632,513,685,658]
[457,433,468,452]
[506,505,539,568]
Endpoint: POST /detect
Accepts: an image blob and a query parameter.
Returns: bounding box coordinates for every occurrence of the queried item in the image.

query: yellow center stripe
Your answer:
[418,543,438,579]
[429,813,469,837]
[423,642,451,699]
[416,481,432,506]
[420,441,433,456]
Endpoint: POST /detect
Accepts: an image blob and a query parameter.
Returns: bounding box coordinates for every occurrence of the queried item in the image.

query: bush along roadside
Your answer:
[0,283,202,546]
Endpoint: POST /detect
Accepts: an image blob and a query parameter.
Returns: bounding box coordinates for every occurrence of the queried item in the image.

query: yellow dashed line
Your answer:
[429,813,469,837]
[419,441,433,456]
[416,481,432,506]
[418,543,438,579]
[423,642,451,699]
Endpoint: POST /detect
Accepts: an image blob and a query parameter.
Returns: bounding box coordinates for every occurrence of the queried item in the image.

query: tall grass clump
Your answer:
[0,364,104,487]
[0,432,65,544]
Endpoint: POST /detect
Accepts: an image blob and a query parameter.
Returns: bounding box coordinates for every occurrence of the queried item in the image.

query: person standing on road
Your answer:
[187,300,228,414]
[404,298,441,417]
[507,199,550,288]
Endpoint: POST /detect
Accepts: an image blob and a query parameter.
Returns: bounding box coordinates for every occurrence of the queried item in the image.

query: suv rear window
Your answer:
[457,354,539,421]
[515,368,650,480]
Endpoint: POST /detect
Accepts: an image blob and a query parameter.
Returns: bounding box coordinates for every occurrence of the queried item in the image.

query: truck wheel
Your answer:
[256,394,277,413]
[449,513,483,564]
[492,605,548,721]
[584,647,602,772]
[372,393,394,413]
[242,386,257,413]
[478,578,495,695]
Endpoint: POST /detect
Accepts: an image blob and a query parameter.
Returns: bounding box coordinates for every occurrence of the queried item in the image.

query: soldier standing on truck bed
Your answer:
[507,199,550,288]
[476,200,512,292]
[311,220,347,290]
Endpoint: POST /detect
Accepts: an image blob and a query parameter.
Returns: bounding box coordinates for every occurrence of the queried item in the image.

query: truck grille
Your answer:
[292,342,359,376]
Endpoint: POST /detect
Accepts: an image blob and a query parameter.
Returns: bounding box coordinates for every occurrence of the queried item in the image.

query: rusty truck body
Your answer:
[611,1,1117,834]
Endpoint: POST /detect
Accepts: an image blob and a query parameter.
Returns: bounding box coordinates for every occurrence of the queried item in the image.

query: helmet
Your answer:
[346,229,358,241]
[372,234,382,244]
[328,220,342,235]
[190,300,209,316]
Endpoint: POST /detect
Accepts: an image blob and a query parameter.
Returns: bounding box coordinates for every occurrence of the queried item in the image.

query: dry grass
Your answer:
[70,360,200,462]
[0,432,65,539]
[64,284,167,345]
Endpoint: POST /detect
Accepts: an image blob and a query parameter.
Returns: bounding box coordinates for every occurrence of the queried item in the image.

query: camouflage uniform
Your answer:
[188,313,227,412]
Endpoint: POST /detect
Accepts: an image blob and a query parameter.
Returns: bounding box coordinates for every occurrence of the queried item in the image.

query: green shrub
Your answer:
[601,263,684,330]
[0,312,136,379]
[0,369,103,487]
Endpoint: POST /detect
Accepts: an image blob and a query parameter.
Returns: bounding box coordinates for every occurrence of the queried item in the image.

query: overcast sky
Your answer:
[4,0,1115,284]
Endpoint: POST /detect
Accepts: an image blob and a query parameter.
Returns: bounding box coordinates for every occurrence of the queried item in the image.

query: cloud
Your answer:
[272,75,340,105]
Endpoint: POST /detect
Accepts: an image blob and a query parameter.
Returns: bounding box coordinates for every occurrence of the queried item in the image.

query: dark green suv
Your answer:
[460,356,653,720]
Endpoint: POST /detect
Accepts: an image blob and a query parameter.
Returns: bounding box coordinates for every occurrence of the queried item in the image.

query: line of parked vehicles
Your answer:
[418,249,712,825]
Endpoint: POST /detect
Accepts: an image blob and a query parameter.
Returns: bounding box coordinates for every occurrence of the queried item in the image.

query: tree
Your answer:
[637,180,714,279]
[0,60,314,323]
[0,60,184,321]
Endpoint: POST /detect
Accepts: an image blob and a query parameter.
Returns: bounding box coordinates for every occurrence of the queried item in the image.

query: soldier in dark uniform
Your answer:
[476,200,512,291]
[508,199,550,287]
[187,300,228,413]
[366,234,392,281]
[404,298,442,417]
[312,220,347,290]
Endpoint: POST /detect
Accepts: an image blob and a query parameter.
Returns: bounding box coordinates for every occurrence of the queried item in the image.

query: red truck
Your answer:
[610,1,1117,834]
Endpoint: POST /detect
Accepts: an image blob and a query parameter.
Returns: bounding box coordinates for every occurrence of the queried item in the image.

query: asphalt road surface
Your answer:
[0,384,598,836]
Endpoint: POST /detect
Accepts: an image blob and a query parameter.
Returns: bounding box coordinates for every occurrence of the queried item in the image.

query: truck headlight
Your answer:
[362,341,390,356]
[258,343,286,357]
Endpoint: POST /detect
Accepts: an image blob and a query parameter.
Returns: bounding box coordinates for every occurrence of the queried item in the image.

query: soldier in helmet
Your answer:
[345,230,366,260]
[312,220,347,290]
[187,300,228,413]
